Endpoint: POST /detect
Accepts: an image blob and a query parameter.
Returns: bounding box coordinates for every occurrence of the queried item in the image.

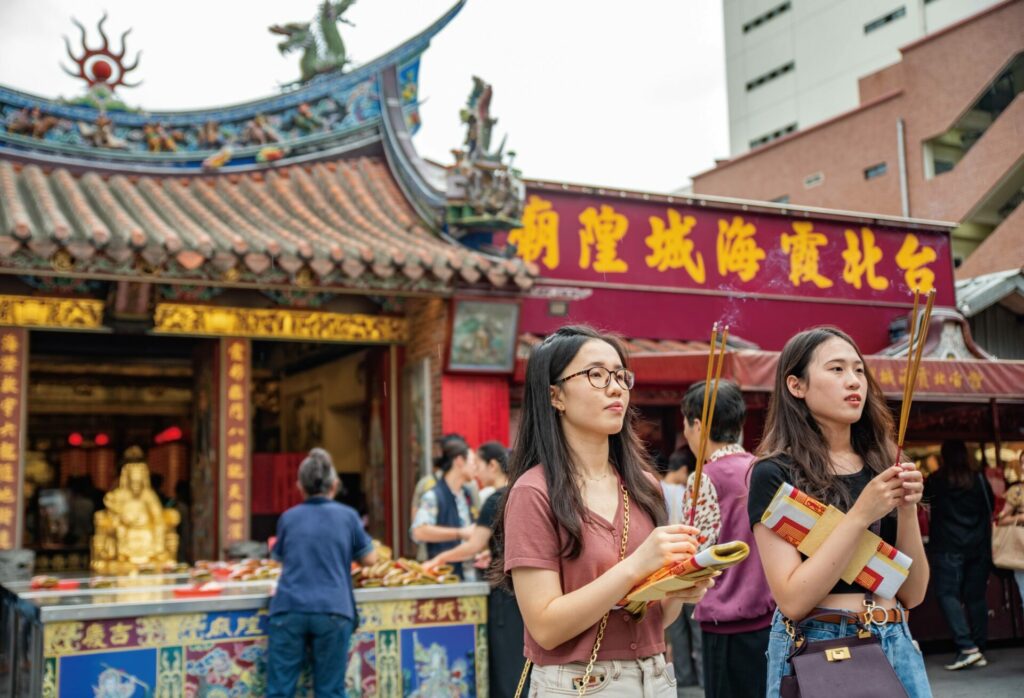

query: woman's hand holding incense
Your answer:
[896,462,924,509]
[626,524,699,582]
[850,466,904,525]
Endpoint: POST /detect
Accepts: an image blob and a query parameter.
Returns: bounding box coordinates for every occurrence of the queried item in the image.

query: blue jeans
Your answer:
[765,608,932,698]
[930,550,989,652]
[267,611,355,697]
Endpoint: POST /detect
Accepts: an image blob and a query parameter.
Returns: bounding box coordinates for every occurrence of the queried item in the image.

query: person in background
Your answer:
[267,448,377,698]
[410,435,479,579]
[424,441,525,698]
[925,439,994,671]
[663,448,693,488]
[660,449,703,691]
[995,450,1024,603]
[681,379,774,698]
[410,433,480,558]
[477,441,504,506]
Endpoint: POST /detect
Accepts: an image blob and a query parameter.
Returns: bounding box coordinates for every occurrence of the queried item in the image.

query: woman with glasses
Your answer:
[491,325,713,696]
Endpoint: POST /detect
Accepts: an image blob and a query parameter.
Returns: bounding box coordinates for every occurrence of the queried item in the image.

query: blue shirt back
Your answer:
[269,497,373,619]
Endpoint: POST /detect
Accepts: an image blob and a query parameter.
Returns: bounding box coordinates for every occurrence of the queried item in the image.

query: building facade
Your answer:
[700,0,1023,271]
[724,0,1002,155]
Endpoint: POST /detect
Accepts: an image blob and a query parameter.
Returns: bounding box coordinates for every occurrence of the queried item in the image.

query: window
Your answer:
[864,162,888,180]
[803,172,824,189]
[746,62,795,91]
[771,195,790,204]
[743,2,791,33]
[749,122,798,149]
[865,6,907,34]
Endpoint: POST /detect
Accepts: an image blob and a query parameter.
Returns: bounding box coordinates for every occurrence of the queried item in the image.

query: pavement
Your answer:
[674,646,1024,697]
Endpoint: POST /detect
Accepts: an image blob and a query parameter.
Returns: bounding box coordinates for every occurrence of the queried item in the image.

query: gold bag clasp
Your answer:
[825,647,852,662]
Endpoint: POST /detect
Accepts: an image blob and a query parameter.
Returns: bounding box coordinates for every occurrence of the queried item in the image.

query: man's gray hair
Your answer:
[298,447,338,496]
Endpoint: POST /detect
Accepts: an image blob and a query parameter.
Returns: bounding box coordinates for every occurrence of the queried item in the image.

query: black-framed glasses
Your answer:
[553,366,635,390]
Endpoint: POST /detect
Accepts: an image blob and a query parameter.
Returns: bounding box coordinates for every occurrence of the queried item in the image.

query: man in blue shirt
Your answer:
[268,448,377,697]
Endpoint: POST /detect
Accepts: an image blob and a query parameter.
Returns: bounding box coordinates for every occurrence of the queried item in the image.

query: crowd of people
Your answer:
[265,323,1023,697]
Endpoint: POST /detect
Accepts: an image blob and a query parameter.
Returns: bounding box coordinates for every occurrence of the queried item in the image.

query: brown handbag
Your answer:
[778,601,908,698]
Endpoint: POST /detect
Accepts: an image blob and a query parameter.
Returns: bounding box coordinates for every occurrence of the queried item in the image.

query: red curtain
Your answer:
[441,374,510,446]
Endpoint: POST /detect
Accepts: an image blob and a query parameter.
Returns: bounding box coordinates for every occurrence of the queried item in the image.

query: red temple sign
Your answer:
[504,187,956,353]
[507,189,953,303]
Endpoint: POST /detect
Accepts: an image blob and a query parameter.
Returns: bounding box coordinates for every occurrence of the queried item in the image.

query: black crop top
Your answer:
[747,457,898,595]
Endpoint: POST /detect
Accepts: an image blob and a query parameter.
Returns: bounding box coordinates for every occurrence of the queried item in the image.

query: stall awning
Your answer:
[516,331,1024,401]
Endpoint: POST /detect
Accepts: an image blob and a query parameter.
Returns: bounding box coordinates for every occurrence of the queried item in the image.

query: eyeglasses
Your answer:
[553,366,635,391]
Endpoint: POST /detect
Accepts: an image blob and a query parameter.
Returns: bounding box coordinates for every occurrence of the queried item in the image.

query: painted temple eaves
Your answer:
[0,1,466,174]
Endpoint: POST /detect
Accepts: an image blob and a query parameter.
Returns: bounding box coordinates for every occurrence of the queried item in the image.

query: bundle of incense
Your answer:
[620,541,749,614]
[761,482,912,599]
[897,288,936,456]
[688,324,729,525]
[620,325,741,616]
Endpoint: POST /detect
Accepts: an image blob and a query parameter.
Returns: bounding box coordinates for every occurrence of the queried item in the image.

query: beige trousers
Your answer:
[528,654,677,697]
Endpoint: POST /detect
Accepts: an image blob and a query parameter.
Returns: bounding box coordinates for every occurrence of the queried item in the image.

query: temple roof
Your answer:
[0,156,532,291]
[0,1,535,293]
[0,2,467,174]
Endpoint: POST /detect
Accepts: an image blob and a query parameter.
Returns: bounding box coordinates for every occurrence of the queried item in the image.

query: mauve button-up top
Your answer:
[503,465,665,665]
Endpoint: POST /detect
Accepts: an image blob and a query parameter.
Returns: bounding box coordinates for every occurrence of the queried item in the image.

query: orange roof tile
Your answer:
[0,156,533,291]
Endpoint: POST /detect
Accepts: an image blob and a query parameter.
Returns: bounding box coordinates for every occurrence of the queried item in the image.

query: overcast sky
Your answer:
[0,0,729,192]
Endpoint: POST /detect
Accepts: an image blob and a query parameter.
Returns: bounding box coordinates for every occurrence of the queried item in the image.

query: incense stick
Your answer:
[698,323,718,444]
[897,289,935,449]
[688,325,729,525]
[898,289,920,444]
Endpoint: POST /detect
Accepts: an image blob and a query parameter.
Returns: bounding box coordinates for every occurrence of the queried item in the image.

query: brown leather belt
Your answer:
[812,607,909,626]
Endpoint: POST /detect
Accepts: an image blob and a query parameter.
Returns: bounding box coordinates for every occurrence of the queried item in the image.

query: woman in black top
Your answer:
[746,327,931,697]
[425,442,526,698]
[924,439,994,670]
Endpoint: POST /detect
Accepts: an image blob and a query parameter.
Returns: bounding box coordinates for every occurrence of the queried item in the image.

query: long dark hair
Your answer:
[490,325,665,590]
[755,326,896,509]
[937,440,973,490]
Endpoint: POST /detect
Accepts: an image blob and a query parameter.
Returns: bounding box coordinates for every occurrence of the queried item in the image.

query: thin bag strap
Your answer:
[514,484,631,698]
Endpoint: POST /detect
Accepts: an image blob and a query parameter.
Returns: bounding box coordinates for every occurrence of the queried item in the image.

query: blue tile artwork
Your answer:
[59,648,157,698]
[400,624,476,697]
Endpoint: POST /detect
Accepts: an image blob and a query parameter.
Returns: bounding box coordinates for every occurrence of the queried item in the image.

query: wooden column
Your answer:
[0,328,26,550]
[219,338,251,553]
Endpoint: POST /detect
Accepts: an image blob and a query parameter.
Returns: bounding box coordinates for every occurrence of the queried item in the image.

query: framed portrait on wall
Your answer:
[446,298,521,374]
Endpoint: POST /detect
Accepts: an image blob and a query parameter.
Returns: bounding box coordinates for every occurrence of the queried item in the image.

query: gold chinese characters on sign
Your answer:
[153,304,407,343]
[222,339,250,546]
[91,447,180,574]
[0,328,24,549]
[0,295,104,329]
[509,196,942,295]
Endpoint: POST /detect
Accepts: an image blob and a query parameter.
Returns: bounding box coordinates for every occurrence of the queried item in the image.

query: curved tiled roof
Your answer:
[0,156,533,291]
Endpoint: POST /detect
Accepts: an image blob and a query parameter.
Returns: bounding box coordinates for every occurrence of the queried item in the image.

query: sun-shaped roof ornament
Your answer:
[62,14,141,92]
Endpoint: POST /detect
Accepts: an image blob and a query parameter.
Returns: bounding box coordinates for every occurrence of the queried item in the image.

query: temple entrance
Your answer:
[23,331,200,573]
[250,340,389,546]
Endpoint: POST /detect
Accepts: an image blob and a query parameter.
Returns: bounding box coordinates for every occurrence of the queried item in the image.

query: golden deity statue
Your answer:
[91,447,180,575]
